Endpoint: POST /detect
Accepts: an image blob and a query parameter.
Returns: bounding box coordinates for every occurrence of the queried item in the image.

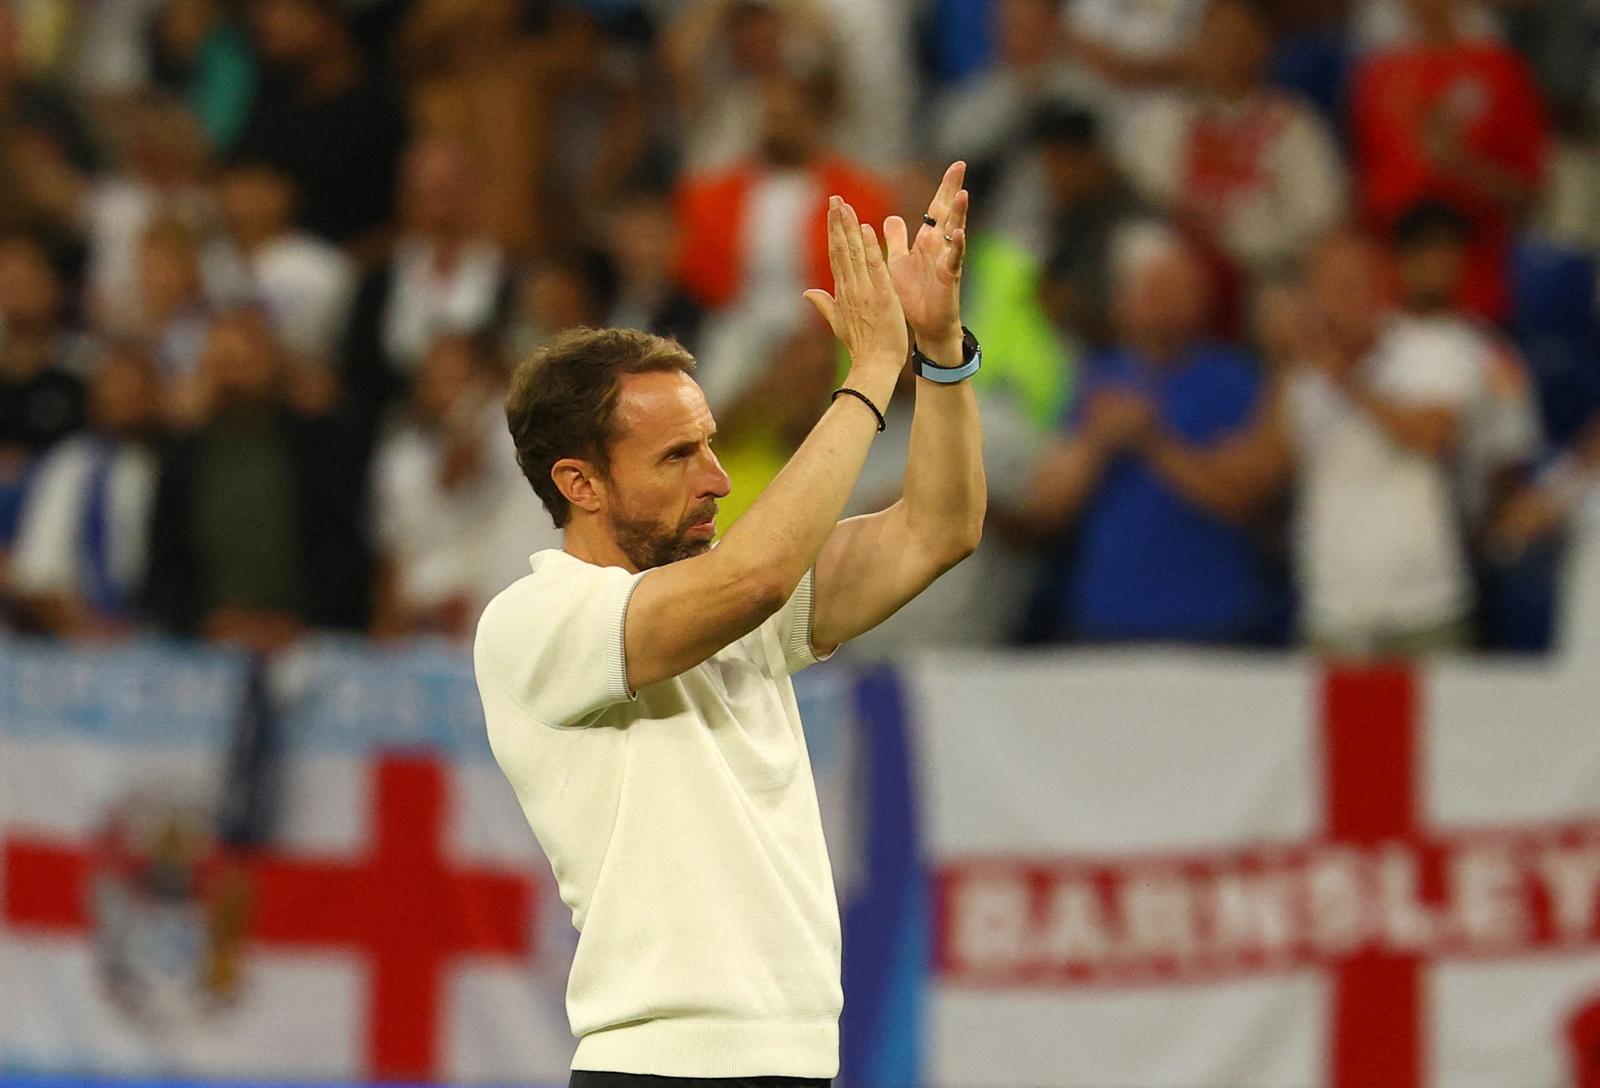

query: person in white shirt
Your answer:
[1388,201,1541,534]
[1286,236,1483,653]
[202,159,355,365]
[343,138,511,430]
[8,343,163,638]
[369,332,559,640]
[474,165,986,1086]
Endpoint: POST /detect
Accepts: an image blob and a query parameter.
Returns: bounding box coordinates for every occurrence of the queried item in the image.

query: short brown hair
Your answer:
[506,327,697,528]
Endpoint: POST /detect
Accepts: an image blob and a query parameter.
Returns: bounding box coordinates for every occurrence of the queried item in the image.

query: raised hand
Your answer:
[884,161,968,352]
[804,196,908,373]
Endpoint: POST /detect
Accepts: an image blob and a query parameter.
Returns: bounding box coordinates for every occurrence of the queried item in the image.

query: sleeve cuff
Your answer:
[605,570,648,702]
[788,569,836,669]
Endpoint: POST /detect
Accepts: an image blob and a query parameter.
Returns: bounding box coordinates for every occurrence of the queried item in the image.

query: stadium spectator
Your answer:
[399,0,625,257]
[935,0,1095,192]
[1284,232,1483,653]
[676,65,892,411]
[66,0,165,95]
[599,189,702,351]
[1389,201,1540,535]
[144,309,368,650]
[1082,226,1529,654]
[83,96,215,334]
[343,137,511,430]
[662,0,839,173]
[1023,228,1278,643]
[0,0,1585,662]
[1120,0,1347,278]
[526,7,659,254]
[237,0,407,249]
[370,332,557,641]
[0,231,87,548]
[502,257,603,364]
[1348,0,1549,321]
[1023,103,1149,349]
[129,218,214,417]
[5,343,164,638]
[0,3,97,277]
[0,231,86,451]
[148,0,260,155]
[202,159,355,365]
[396,0,544,252]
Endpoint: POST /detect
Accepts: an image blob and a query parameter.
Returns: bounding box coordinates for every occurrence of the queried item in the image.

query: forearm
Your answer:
[1353,389,1456,456]
[901,333,986,561]
[714,359,900,597]
[1142,433,1263,523]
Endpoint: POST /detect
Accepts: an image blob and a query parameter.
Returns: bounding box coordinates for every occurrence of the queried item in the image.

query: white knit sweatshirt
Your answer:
[473,549,842,1078]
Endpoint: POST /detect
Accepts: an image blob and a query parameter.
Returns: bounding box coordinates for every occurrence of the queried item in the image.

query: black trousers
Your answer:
[569,1073,830,1088]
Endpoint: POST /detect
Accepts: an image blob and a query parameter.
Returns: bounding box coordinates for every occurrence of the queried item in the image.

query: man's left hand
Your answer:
[886,161,969,361]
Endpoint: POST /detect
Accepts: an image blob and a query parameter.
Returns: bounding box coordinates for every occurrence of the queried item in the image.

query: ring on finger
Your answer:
[922,214,937,227]
[944,233,955,243]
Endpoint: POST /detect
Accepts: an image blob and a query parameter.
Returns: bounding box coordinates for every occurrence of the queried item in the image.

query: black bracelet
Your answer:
[830,387,886,432]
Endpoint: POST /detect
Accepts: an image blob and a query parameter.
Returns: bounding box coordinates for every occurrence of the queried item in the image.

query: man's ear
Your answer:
[552,457,604,516]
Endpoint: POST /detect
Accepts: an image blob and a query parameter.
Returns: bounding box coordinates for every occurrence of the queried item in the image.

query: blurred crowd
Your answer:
[0,0,1596,657]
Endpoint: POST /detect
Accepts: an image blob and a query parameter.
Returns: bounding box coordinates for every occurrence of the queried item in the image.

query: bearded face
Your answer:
[606,482,719,571]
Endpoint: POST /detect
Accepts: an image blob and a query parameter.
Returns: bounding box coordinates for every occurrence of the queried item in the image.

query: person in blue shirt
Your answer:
[1018,226,1281,643]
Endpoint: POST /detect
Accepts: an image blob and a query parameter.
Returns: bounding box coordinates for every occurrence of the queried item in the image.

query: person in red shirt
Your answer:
[1348,0,1548,321]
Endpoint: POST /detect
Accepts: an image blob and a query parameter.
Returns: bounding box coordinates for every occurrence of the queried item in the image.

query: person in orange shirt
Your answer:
[675,64,892,412]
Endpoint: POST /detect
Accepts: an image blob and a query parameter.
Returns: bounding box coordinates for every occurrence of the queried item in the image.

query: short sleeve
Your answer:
[473,560,647,728]
[766,569,834,676]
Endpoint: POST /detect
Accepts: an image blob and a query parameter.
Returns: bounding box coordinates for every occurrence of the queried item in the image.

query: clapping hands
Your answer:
[804,196,907,375]
[885,161,969,351]
[805,161,973,372]
[1085,388,1160,451]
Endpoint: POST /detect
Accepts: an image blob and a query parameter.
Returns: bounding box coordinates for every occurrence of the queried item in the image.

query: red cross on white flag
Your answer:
[916,659,1600,1088]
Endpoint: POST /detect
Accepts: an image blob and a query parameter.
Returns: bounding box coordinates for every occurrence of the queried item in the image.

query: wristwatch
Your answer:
[912,326,982,384]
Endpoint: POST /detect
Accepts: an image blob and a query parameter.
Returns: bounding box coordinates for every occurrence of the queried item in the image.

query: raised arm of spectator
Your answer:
[809,163,987,648]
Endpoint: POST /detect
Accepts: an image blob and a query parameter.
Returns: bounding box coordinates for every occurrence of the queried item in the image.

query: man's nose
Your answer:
[702,451,732,498]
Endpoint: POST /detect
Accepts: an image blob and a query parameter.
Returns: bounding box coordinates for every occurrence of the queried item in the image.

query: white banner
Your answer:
[908,649,1600,1088]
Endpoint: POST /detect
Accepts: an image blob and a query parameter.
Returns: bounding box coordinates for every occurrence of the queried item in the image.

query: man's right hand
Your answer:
[804,196,908,384]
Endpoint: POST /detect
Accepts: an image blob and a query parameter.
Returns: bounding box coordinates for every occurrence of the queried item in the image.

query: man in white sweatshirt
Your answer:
[473,164,987,1087]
